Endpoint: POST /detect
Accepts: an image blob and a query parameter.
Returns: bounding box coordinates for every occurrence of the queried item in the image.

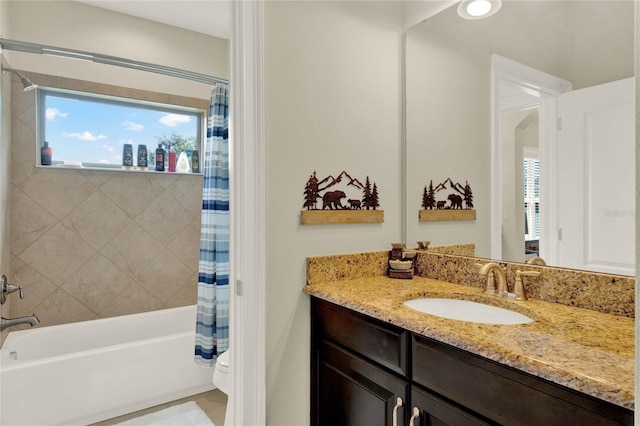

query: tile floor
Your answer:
[91,389,227,425]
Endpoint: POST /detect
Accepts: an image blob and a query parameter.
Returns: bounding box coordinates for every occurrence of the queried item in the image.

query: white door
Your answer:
[555,77,634,275]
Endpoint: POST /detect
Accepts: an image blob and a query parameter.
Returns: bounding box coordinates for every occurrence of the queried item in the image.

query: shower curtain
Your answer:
[195,82,230,366]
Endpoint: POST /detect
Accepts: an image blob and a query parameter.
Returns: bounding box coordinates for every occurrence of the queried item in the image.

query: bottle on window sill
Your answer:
[41,141,52,166]
[122,144,134,170]
[137,144,148,171]
[191,150,200,173]
[168,148,176,173]
[155,146,165,172]
[176,151,190,173]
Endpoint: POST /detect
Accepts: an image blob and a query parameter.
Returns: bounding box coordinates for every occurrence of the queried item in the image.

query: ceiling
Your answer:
[75,0,232,40]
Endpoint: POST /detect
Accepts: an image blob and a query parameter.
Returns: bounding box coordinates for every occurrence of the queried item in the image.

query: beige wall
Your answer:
[4,1,228,99]
[9,73,207,326]
[265,1,403,424]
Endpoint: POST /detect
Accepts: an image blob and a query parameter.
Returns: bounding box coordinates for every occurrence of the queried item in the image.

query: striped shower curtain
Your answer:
[195,82,230,366]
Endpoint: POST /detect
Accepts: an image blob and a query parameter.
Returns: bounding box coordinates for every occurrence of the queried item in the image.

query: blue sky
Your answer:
[44,93,199,165]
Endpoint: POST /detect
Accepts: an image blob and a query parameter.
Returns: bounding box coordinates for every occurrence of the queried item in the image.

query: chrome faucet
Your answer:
[478,262,508,297]
[1,315,40,332]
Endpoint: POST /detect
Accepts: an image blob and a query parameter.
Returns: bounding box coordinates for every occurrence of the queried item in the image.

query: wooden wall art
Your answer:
[301,170,384,225]
[419,178,476,221]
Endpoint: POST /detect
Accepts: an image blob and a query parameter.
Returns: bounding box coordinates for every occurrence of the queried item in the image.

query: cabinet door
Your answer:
[411,385,494,426]
[315,340,409,426]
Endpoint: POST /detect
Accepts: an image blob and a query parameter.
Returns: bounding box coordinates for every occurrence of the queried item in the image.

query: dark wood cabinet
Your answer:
[311,297,633,426]
[315,340,409,426]
[412,335,630,426]
[312,298,410,426]
[411,385,493,426]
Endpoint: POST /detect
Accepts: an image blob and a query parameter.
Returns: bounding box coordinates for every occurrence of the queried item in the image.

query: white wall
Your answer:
[3,1,228,99]
[265,1,403,423]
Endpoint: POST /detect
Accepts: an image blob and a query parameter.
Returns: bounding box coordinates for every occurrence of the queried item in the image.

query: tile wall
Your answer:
[8,71,208,328]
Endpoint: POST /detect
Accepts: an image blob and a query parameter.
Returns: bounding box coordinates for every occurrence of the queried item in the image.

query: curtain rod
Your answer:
[0,38,227,86]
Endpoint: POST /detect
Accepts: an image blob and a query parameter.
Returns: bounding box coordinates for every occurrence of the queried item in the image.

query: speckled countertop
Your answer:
[303,275,634,410]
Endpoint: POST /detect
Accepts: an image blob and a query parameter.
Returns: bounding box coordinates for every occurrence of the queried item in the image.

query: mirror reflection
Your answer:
[405,0,634,276]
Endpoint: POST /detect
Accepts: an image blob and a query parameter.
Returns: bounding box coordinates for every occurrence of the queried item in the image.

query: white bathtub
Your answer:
[0,305,215,426]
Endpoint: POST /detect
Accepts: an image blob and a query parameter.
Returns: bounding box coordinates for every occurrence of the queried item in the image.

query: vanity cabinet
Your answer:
[312,296,410,426]
[311,297,633,426]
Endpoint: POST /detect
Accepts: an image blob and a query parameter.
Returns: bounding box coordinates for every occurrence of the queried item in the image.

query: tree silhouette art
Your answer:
[463,180,474,209]
[370,183,380,210]
[423,178,473,210]
[302,171,383,213]
[422,180,436,209]
[303,171,321,210]
[362,176,372,210]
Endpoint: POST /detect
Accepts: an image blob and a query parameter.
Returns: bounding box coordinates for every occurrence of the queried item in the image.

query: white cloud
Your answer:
[159,113,191,127]
[64,131,107,141]
[45,108,68,121]
[102,144,116,152]
[123,120,144,131]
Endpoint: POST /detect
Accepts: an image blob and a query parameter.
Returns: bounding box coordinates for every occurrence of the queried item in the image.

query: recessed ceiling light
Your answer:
[457,0,502,20]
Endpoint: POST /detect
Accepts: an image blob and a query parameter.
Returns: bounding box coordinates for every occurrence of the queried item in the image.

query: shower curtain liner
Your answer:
[195,82,230,366]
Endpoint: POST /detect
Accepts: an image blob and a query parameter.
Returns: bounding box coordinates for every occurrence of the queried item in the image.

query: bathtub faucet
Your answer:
[1,315,40,332]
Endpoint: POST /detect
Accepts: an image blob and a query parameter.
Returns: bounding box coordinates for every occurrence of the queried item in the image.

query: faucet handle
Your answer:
[514,270,541,301]
[1,275,24,305]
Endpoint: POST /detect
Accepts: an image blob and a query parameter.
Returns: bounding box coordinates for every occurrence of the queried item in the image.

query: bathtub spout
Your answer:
[1,315,40,331]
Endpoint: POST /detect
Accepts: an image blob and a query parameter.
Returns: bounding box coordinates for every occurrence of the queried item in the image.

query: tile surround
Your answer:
[8,71,206,328]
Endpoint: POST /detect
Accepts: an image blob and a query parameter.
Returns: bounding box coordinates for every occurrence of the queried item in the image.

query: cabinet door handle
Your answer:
[392,397,403,426]
[409,407,420,426]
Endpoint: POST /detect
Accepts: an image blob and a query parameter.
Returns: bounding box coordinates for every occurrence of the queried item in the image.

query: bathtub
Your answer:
[0,305,215,426]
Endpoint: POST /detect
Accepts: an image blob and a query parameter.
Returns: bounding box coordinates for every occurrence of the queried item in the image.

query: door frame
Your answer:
[490,54,572,263]
[229,1,266,425]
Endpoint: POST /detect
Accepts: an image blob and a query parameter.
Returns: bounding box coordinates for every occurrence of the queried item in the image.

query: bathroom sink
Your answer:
[403,298,534,325]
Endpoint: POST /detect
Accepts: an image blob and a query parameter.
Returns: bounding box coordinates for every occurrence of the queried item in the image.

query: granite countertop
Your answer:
[303,275,634,410]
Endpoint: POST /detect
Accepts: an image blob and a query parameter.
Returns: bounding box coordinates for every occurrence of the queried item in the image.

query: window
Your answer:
[37,87,205,172]
[524,154,540,240]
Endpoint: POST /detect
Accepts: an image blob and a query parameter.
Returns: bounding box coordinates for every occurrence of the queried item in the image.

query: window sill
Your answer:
[36,164,204,176]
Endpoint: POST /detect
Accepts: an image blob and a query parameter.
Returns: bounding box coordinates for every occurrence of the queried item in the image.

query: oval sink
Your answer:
[403,298,534,325]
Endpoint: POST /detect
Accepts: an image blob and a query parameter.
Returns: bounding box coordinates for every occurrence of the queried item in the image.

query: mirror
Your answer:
[404,0,634,276]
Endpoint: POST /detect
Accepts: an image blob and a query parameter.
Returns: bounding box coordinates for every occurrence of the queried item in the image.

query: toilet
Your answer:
[213,349,231,425]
